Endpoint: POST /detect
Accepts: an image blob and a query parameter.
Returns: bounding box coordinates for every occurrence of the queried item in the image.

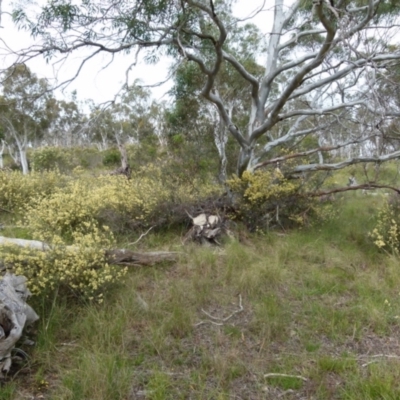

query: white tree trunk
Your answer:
[5,124,29,174]
[19,148,29,175]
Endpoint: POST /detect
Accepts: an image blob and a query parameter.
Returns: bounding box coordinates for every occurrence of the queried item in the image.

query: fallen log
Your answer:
[105,249,180,266]
[0,236,178,376]
[0,236,179,267]
[0,273,38,378]
[0,236,50,251]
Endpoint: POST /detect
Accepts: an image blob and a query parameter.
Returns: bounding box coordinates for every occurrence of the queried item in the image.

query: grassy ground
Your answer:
[3,194,400,399]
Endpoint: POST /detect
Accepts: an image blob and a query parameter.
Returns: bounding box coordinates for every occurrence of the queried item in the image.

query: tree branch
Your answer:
[292,150,400,173]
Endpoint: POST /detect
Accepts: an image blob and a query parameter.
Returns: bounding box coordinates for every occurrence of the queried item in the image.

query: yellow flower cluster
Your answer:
[226,168,329,229]
[240,170,298,204]
[227,169,300,212]
[0,170,67,211]
[0,165,221,298]
[20,164,221,239]
[22,172,169,239]
[370,203,400,254]
[0,222,126,299]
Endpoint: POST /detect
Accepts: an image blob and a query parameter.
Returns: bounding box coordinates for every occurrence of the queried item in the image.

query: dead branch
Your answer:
[0,236,51,251]
[264,373,308,382]
[360,354,400,367]
[127,226,155,246]
[309,184,400,197]
[193,320,223,327]
[105,249,179,266]
[194,294,243,327]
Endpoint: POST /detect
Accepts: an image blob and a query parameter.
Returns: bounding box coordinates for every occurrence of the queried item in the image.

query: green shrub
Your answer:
[31,147,72,172]
[102,148,121,166]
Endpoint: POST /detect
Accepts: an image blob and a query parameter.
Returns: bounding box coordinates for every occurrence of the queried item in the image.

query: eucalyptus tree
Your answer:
[168,21,264,182]
[10,0,400,178]
[45,94,87,147]
[88,106,115,151]
[88,83,155,167]
[0,64,55,174]
[149,100,168,148]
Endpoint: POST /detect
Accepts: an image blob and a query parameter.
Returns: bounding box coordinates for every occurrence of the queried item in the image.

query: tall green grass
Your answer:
[6,194,400,399]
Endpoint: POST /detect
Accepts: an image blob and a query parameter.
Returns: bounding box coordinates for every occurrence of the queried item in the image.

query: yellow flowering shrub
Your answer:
[370,201,400,254]
[20,163,222,236]
[0,164,221,298]
[0,222,126,299]
[227,169,320,230]
[229,170,299,205]
[22,171,170,238]
[0,170,68,211]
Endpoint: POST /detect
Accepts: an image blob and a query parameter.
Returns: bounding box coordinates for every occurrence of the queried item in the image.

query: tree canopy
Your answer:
[5,0,400,177]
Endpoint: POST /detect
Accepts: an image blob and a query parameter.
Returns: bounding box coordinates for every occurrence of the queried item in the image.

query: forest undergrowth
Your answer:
[1,165,400,399]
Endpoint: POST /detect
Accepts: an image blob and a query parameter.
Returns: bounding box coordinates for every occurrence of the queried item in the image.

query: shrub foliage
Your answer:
[370,195,400,254]
[227,169,321,230]
[0,164,221,298]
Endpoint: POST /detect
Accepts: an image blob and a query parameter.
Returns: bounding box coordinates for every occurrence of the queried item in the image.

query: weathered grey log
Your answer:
[0,236,50,251]
[0,236,179,267]
[0,273,38,378]
[105,249,179,266]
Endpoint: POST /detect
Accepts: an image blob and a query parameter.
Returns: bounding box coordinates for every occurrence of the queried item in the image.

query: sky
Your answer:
[0,0,279,105]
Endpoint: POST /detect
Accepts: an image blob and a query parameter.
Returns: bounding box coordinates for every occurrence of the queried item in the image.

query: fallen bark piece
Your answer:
[0,273,38,378]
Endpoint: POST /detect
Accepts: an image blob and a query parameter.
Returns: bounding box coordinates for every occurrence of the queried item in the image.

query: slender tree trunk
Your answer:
[115,135,129,170]
[14,133,29,175]
[318,136,324,164]
[215,118,228,182]
[119,144,128,170]
[211,100,230,183]
[19,148,29,175]
[0,141,5,169]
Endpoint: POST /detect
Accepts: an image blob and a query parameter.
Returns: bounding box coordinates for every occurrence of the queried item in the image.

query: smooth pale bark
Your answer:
[1,117,30,174]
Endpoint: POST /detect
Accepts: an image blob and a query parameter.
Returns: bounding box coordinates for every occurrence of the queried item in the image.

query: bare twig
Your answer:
[195,294,243,327]
[127,226,155,246]
[360,354,400,367]
[201,294,243,321]
[194,320,224,327]
[264,373,308,382]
